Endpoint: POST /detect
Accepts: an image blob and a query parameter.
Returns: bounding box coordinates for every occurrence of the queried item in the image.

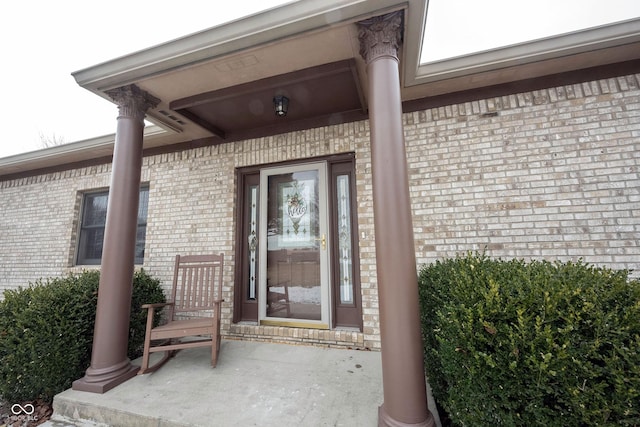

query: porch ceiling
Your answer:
[168,59,367,143]
[71,0,390,148]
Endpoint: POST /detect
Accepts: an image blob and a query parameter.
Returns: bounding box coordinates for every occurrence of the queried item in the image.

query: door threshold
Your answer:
[260,319,330,330]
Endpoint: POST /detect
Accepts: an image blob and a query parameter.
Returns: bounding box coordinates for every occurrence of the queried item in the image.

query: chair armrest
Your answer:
[141,302,174,310]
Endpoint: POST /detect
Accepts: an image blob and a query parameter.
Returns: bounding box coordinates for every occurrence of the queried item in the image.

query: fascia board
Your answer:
[72,0,420,93]
[401,0,428,88]
[0,126,165,170]
[0,135,115,172]
[409,17,640,86]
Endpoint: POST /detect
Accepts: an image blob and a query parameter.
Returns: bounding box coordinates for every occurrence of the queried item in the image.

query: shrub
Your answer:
[419,253,640,427]
[129,270,166,359]
[0,269,165,403]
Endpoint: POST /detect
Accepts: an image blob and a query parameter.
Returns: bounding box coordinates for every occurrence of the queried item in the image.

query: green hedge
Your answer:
[129,271,166,358]
[0,269,165,403]
[419,253,640,427]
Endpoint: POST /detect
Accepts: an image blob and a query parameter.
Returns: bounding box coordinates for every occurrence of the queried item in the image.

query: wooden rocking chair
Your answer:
[138,254,224,375]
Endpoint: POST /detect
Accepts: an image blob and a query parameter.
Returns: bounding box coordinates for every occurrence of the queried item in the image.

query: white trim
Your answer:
[72,0,415,92]
[0,125,166,171]
[409,17,640,86]
[258,162,331,327]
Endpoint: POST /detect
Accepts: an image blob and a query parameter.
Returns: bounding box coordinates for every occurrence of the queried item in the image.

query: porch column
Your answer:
[357,12,435,427]
[73,85,159,393]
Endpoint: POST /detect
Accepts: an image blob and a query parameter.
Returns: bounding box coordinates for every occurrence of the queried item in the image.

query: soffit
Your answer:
[133,22,369,143]
[0,127,166,179]
[402,39,640,101]
[138,25,359,102]
[404,17,640,100]
[70,0,410,146]
[169,59,366,142]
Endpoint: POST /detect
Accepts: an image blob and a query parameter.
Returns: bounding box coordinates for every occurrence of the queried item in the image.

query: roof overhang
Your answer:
[3,0,640,179]
[71,0,422,148]
[405,16,640,99]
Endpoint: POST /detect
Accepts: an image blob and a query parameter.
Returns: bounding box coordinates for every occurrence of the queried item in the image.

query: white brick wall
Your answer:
[0,165,113,285]
[407,74,640,276]
[1,73,639,349]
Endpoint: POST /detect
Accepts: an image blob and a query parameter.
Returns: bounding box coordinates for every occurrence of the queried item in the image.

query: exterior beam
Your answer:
[357,11,435,427]
[73,85,159,393]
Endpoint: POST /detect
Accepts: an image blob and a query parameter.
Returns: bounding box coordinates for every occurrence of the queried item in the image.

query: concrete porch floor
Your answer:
[46,339,441,426]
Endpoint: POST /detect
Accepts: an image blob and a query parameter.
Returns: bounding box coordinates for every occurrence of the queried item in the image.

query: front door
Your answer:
[258,163,330,328]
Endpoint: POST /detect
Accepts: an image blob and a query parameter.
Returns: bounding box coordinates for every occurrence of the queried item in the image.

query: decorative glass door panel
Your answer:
[259,163,329,327]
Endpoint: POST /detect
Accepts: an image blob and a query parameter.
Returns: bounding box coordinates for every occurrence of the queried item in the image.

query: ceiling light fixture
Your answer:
[273,95,289,117]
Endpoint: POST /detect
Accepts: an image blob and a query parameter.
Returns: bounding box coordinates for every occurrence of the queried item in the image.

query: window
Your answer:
[76,186,149,265]
[329,161,361,329]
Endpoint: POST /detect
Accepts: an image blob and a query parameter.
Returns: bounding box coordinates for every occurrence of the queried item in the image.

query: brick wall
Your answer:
[139,124,378,348]
[1,73,638,350]
[0,165,113,285]
[406,74,640,276]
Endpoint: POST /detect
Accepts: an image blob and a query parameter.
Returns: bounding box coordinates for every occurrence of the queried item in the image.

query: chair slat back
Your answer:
[170,254,223,317]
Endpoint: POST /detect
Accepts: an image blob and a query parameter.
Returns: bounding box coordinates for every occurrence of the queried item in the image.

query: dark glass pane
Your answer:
[77,187,148,265]
[247,184,259,300]
[77,228,104,265]
[138,187,149,224]
[83,193,108,226]
[135,225,146,263]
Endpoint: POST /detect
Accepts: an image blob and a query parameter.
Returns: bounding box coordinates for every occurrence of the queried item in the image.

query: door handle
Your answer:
[315,234,326,250]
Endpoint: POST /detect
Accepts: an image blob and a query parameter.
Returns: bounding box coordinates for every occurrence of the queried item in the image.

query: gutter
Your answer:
[71,0,419,92]
[0,126,166,177]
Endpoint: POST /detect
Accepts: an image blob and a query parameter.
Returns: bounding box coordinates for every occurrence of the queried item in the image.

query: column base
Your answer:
[72,360,138,394]
[378,405,435,427]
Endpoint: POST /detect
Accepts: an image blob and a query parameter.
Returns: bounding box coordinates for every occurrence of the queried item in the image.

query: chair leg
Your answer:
[139,307,156,374]
[140,350,150,374]
[139,334,153,374]
[138,349,176,375]
[211,334,219,368]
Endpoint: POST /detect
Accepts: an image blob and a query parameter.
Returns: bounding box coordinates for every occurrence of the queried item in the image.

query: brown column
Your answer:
[73,85,159,393]
[358,12,435,427]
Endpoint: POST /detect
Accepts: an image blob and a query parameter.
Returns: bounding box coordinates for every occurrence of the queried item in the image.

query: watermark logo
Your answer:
[11,403,35,416]
[9,403,38,421]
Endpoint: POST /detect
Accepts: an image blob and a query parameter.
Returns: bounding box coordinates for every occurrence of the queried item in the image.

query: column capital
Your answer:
[357,11,403,64]
[106,85,160,123]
